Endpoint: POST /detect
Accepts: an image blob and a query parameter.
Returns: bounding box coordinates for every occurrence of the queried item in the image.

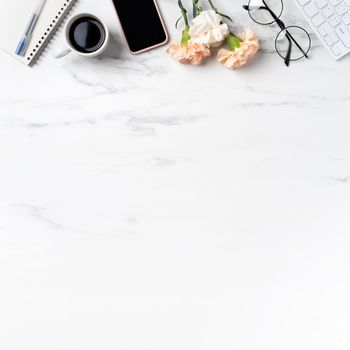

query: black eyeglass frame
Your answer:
[243,0,311,66]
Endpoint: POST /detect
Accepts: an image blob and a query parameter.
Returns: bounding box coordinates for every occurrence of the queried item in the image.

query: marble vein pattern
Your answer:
[1,0,350,349]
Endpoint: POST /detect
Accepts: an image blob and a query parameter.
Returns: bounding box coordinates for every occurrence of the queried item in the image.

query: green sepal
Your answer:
[227,34,241,51]
[181,26,191,45]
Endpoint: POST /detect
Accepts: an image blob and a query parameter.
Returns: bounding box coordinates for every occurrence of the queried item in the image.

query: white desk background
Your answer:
[1,0,350,349]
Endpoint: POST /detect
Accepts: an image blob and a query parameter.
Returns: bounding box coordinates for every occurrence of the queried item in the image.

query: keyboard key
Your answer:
[325,33,340,44]
[331,44,341,55]
[322,4,335,17]
[331,41,346,55]
[312,12,326,25]
[316,0,328,7]
[336,3,348,15]
[318,21,333,35]
[304,2,319,16]
[294,0,350,59]
[335,24,350,46]
[342,13,350,25]
[328,15,341,26]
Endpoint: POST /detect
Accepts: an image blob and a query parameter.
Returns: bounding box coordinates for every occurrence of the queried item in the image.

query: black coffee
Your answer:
[69,16,106,53]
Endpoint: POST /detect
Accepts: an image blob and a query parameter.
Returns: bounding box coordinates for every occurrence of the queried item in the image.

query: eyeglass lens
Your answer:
[275,26,311,61]
[247,0,283,25]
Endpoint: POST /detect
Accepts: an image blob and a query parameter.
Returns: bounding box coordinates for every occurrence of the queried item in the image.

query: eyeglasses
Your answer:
[243,0,311,66]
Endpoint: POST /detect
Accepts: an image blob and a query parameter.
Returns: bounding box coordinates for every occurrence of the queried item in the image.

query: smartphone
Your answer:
[111,0,169,54]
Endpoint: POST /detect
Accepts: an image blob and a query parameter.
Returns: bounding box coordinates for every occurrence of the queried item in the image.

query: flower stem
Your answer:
[207,0,217,13]
[207,0,232,22]
[177,0,191,45]
[192,0,203,17]
[178,0,189,27]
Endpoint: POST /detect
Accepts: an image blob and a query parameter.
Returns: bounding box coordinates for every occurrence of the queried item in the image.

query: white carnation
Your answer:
[189,10,229,48]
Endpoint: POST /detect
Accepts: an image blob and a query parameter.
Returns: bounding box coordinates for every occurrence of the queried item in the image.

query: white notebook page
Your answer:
[0,0,75,66]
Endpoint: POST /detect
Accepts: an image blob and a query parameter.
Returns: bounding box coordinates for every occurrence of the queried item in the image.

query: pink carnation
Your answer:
[167,42,211,65]
[217,29,259,69]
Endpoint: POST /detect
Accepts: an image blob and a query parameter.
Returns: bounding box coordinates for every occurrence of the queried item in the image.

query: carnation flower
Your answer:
[189,10,229,48]
[167,0,211,65]
[217,29,259,69]
[168,0,260,69]
[167,42,211,65]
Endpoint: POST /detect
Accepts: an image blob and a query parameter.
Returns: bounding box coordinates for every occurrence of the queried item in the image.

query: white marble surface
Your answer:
[1,0,350,349]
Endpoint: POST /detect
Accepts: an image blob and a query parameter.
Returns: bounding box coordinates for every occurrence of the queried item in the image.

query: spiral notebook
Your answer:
[0,0,76,66]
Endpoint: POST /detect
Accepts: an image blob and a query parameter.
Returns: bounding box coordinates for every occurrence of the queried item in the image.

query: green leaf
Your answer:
[175,16,182,29]
[219,12,232,22]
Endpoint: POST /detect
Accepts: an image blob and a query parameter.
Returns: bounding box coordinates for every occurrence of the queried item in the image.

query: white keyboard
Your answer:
[294,0,350,59]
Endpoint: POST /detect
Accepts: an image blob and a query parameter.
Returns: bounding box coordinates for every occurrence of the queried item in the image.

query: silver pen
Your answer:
[15,0,47,57]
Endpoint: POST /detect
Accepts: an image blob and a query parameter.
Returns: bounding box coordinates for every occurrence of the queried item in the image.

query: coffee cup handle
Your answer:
[54,48,72,59]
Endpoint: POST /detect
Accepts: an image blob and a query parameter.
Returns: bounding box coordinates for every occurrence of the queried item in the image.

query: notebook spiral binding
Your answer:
[26,0,76,66]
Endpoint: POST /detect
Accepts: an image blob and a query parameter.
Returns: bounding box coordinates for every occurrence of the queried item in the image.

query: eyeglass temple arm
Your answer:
[261,3,309,59]
[273,16,294,65]
[243,2,309,61]
[278,22,309,60]
[243,4,266,11]
[284,39,292,66]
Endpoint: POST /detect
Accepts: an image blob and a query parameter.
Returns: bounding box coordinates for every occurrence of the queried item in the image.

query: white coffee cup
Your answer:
[56,13,110,58]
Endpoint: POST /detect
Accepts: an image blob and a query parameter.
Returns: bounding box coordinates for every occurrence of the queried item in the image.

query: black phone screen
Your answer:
[111,0,168,53]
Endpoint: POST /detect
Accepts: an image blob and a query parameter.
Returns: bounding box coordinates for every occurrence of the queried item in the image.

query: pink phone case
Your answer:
[111,0,169,55]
